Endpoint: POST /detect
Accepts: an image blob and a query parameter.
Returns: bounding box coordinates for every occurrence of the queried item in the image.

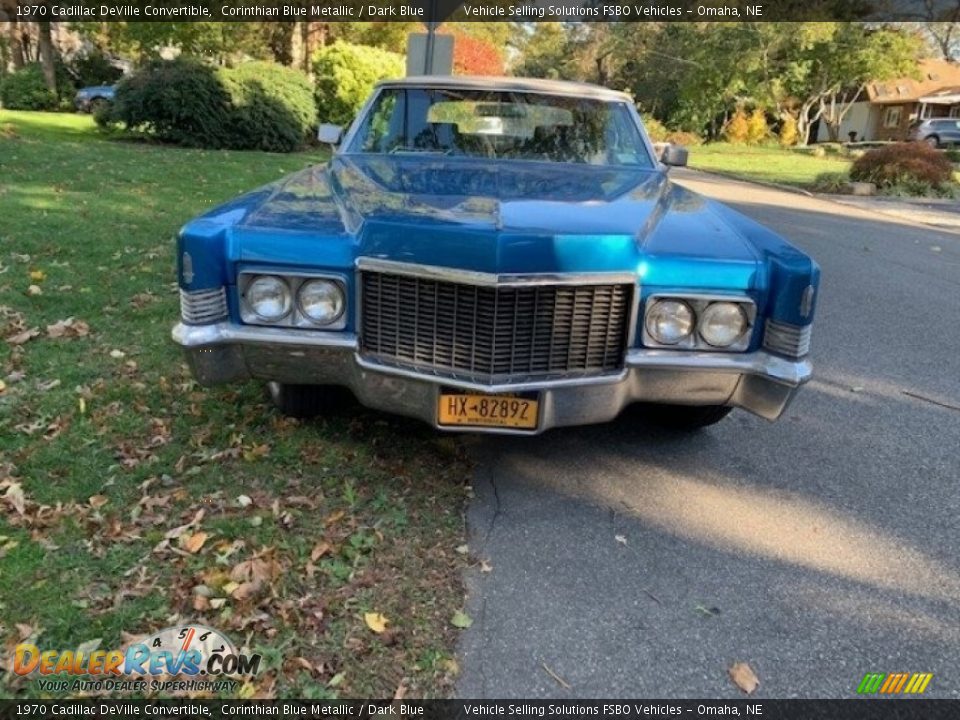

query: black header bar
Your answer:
[0,699,958,720]
[2,0,958,23]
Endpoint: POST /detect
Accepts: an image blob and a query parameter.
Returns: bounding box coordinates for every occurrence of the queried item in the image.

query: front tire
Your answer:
[643,403,733,430]
[924,135,940,149]
[267,382,350,419]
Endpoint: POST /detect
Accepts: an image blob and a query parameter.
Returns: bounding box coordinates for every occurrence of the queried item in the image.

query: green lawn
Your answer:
[687,143,852,188]
[0,111,468,699]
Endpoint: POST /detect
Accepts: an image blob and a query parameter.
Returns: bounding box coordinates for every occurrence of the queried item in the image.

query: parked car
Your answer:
[909,117,960,148]
[172,77,819,433]
[74,85,115,113]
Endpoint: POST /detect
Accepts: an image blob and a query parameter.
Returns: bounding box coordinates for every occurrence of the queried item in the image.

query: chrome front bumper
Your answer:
[172,322,811,433]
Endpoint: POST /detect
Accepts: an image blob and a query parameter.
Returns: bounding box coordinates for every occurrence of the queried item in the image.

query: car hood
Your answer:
[226,155,760,271]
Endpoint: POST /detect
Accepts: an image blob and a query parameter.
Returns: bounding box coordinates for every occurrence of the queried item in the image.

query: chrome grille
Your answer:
[360,271,633,383]
[763,319,812,358]
[180,287,227,325]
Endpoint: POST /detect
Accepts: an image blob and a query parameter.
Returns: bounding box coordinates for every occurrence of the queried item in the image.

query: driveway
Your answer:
[456,169,960,698]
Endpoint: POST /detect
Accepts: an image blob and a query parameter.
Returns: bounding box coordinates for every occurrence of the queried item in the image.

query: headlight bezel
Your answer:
[642,294,756,352]
[239,271,348,330]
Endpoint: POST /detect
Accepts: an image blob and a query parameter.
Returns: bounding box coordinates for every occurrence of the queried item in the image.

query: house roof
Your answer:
[919,85,960,105]
[867,59,960,104]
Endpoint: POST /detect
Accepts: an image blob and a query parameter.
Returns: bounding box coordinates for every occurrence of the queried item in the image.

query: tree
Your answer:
[36,16,56,94]
[513,23,575,80]
[913,1,960,60]
[782,24,923,143]
[449,32,504,75]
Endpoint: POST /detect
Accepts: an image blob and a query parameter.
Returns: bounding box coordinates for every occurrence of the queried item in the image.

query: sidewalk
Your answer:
[816,193,960,233]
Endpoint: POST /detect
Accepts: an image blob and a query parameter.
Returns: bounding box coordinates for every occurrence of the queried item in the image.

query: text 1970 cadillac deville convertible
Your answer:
[172,76,818,434]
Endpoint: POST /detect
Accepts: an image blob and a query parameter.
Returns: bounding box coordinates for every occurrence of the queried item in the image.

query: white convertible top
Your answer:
[377,75,633,102]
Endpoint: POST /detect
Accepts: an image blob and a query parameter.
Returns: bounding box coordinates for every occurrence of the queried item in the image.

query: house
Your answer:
[815,59,960,143]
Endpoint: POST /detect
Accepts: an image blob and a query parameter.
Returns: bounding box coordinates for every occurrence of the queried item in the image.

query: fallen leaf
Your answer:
[310,542,331,562]
[184,532,209,554]
[0,380,5,394]
[209,598,227,609]
[324,510,345,526]
[328,672,345,687]
[193,595,210,611]
[364,612,389,634]
[88,494,109,509]
[729,662,760,694]
[237,494,253,508]
[480,559,493,573]
[455,544,469,555]
[930,246,942,253]
[451,610,473,629]
[29,270,46,282]
[615,534,628,545]
[5,482,26,515]
[27,285,42,296]
[6,327,39,345]
[109,349,126,359]
[231,580,262,601]
[46,317,90,339]
[37,378,60,392]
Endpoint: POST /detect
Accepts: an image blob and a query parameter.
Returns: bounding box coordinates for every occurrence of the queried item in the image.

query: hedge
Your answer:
[312,41,405,127]
[108,58,316,153]
[0,64,58,111]
[850,142,955,190]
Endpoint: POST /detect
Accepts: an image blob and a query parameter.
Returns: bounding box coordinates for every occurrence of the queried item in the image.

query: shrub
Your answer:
[313,41,404,126]
[850,142,955,190]
[0,64,57,111]
[810,171,850,194]
[665,130,703,146]
[746,109,769,144]
[221,62,317,152]
[778,116,798,146]
[723,109,750,144]
[642,116,668,143]
[109,58,316,152]
[946,148,960,164]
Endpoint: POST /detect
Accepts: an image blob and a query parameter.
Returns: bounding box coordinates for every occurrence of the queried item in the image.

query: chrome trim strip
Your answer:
[627,349,812,387]
[172,322,358,350]
[179,287,227,325]
[354,354,629,393]
[763,319,812,359]
[355,257,637,288]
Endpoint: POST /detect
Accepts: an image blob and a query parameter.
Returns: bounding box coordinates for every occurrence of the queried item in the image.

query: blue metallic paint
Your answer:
[178,154,819,345]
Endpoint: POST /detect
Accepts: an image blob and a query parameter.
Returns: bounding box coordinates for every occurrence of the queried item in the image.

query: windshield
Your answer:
[346,87,654,168]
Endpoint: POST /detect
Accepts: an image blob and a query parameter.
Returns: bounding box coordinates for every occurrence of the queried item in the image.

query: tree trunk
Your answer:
[8,17,26,69]
[37,20,56,94]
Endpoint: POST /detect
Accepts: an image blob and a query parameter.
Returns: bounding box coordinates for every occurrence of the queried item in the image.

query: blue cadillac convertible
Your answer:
[172,76,818,434]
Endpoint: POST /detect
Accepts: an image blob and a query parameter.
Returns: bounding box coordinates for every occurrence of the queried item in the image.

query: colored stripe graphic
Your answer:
[857,673,886,694]
[857,672,932,694]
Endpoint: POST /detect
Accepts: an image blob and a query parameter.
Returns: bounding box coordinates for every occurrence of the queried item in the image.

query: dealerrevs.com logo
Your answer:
[13,624,260,693]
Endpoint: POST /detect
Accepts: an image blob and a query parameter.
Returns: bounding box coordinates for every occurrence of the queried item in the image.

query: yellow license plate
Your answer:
[438,390,540,430]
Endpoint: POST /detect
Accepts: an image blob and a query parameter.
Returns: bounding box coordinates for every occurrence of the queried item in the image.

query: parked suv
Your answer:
[909,117,960,148]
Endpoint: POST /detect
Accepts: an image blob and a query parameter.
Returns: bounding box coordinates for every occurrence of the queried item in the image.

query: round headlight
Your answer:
[298,279,344,325]
[699,302,748,347]
[645,299,695,345]
[246,275,291,321]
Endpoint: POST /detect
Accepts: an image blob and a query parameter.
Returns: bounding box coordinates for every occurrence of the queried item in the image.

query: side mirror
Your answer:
[661,144,688,168]
[317,123,343,146]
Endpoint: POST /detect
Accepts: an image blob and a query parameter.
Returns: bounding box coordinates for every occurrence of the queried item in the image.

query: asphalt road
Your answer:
[456,169,960,699]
